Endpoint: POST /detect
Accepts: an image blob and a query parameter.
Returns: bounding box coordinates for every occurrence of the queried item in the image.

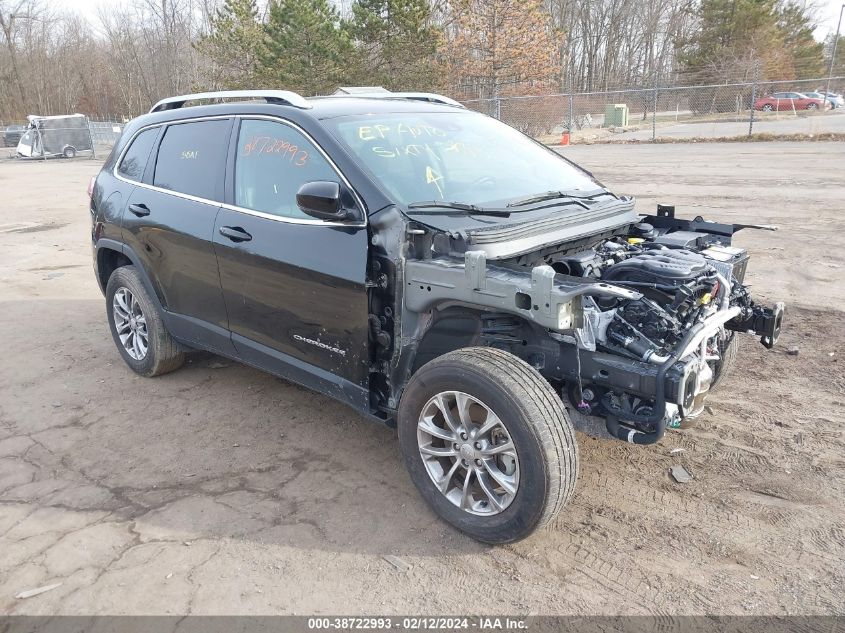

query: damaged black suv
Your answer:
[90,90,784,543]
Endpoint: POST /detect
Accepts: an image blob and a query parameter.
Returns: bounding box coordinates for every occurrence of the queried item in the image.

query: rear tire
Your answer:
[762,104,774,112]
[106,265,185,377]
[62,146,77,158]
[398,347,578,544]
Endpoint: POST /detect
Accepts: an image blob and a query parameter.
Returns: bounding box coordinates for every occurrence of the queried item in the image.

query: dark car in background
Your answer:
[3,124,25,147]
[754,92,827,111]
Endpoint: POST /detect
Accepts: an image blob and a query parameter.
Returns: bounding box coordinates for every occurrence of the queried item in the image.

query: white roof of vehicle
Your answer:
[26,113,87,123]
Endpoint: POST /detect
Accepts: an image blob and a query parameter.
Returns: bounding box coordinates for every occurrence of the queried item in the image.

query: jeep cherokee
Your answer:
[90,90,784,543]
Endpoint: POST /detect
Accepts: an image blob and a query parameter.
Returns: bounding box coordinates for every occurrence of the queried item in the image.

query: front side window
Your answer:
[234,119,338,219]
[326,111,601,207]
[117,127,158,181]
[153,120,231,200]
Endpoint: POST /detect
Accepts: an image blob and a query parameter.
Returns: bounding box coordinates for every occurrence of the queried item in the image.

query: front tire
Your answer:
[106,265,185,377]
[398,347,578,543]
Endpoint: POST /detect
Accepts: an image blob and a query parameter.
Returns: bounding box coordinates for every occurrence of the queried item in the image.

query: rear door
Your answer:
[212,116,370,409]
[121,117,236,354]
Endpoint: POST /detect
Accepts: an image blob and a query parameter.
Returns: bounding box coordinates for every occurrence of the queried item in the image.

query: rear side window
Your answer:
[234,119,338,219]
[153,120,230,200]
[117,127,158,181]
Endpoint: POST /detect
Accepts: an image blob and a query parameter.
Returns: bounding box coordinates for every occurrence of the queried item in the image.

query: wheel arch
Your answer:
[95,240,166,312]
[392,302,548,411]
[96,245,131,293]
[409,305,487,374]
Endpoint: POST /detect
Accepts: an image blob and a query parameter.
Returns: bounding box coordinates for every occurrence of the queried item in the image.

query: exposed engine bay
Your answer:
[391,205,785,445]
[521,215,783,440]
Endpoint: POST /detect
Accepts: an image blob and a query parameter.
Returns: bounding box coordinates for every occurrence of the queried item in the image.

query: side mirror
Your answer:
[296,181,354,221]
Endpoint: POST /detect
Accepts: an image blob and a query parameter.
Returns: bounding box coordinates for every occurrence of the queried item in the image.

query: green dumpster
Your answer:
[604,103,629,127]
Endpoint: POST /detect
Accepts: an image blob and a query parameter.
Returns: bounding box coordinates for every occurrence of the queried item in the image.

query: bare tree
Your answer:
[547,0,693,92]
[0,0,42,117]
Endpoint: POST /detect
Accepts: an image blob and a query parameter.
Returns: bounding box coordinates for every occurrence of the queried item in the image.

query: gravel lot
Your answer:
[1,142,843,615]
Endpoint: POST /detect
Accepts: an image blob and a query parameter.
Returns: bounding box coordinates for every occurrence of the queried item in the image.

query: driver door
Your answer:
[213,117,370,410]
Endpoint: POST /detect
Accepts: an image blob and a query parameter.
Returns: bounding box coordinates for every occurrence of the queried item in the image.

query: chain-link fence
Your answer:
[464,76,845,144]
[88,120,125,147]
[2,77,843,156]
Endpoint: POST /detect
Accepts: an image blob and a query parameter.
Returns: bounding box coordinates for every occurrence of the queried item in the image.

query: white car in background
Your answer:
[811,90,845,109]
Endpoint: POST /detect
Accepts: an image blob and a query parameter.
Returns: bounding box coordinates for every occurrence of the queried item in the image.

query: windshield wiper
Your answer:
[406,201,511,217]
[506,189,613,208]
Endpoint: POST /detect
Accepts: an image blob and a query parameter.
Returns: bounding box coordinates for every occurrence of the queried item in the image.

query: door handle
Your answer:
[128,203,150,217]
[219,226,252,242]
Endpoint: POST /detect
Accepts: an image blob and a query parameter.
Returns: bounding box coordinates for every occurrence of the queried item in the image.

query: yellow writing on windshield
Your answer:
[370,141,479,159]
[425,165,444,197]
[357,123,446,141]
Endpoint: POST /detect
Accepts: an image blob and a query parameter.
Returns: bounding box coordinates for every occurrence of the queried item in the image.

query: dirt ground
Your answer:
[0,142,843,616]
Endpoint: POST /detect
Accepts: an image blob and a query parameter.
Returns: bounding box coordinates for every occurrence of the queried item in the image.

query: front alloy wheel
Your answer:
[398,347,579,543]
[112,287,148,360]
[417,391,519,515]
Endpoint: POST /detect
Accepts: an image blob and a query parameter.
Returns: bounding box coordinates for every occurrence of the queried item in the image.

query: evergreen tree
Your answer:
[259,0,354,95]
[679,0,781,82]
[348,0,443,90]
[776,2,825,79]
[195,0,263,88]
[680,0,824,82]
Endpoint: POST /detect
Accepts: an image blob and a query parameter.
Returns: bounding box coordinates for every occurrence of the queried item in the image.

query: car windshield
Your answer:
[326,111,603,207]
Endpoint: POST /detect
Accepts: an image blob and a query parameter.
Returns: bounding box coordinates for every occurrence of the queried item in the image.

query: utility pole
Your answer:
[825,4,845,102]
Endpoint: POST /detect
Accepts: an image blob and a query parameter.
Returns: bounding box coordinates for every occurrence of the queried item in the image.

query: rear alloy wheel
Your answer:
[113,287,148,361]
[398,347,578,543]
[761,104,774,112]
[807,103,818,110]
[106,265,185,377]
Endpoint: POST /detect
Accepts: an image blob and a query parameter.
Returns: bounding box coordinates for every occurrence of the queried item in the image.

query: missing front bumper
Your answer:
[727,301,785,349]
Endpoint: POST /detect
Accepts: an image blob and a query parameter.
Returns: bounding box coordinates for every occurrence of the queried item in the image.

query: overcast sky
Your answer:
[52,0,845,42]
